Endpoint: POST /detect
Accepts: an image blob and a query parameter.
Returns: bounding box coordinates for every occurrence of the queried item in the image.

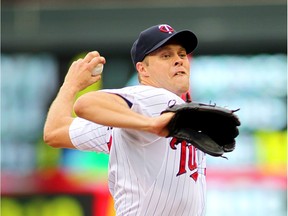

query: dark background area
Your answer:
[2,0,287,88]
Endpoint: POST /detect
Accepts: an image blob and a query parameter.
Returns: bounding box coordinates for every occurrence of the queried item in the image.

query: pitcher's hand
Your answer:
[64,51,106,92]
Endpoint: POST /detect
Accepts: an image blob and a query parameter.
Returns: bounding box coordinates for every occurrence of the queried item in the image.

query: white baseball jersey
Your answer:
[69,85,206,216]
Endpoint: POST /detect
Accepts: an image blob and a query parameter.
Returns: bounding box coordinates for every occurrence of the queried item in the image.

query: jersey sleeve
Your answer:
[101,86,184,117]
[69,117,111,154]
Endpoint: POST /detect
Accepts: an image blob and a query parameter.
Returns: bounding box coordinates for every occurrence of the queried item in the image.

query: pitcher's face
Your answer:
[139,43,190,96]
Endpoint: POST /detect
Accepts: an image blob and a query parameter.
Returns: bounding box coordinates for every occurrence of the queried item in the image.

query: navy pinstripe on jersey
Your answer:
[69,85,206,216]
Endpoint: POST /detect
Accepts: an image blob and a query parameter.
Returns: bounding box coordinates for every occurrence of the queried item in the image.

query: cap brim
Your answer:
[146,30,198,56]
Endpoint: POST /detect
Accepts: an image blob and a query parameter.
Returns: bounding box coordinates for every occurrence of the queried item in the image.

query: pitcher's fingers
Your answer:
[83,51,100,63]
[91,74,102,82]
[89,56,106,71]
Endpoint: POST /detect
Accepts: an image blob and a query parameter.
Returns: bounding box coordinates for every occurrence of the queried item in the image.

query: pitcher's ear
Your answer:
[136,62,149,77]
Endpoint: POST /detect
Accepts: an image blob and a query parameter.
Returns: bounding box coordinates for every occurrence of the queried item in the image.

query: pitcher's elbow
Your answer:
[43,130,58,148]
[74,97,87,117]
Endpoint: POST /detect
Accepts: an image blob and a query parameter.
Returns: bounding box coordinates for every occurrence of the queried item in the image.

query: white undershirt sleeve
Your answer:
[69,117,111,154]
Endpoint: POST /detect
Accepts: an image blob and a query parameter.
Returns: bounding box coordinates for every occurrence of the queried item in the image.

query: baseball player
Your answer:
[43,24,206,215]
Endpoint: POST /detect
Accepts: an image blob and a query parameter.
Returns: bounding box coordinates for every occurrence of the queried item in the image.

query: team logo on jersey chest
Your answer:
[170,138,199,181]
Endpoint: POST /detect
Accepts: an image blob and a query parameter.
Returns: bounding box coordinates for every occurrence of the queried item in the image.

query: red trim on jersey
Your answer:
[181,92,192,103]
[107,135,112,152]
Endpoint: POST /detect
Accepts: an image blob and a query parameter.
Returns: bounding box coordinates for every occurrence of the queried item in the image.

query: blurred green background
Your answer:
[1,0,287,215]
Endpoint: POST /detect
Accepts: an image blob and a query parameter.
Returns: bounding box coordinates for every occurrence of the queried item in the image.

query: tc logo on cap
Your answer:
[158,24,174,34]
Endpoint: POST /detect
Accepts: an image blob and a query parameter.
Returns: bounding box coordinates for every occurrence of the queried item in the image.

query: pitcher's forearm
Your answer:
[44,85,77,128]
[74,91,176,136]
[43,84,78,147]
[74,91,153,132]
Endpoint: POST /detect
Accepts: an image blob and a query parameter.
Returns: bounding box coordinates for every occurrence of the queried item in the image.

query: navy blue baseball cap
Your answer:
[131,24,198,66]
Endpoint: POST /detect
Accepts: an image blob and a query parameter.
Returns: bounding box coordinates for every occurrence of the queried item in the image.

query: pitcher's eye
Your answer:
[161,53,171,59]
[179,53,187,59]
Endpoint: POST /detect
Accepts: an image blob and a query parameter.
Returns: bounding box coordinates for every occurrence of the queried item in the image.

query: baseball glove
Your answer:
[162,102,241,158]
